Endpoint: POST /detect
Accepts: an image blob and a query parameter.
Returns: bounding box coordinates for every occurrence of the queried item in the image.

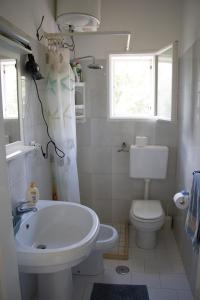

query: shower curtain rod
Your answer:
[44,31,131,52]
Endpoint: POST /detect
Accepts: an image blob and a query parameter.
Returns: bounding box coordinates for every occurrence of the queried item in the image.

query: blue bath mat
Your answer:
[90,283,149,300]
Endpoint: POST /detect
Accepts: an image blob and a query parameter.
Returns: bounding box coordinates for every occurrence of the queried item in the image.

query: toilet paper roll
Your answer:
[173,192,189,210]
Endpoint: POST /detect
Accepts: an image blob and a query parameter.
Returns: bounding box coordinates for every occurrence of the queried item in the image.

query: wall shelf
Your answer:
[0,34,32,55]
[6,141,37,162]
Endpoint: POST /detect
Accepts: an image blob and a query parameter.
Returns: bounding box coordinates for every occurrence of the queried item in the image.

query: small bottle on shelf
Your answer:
[27,182,39,206]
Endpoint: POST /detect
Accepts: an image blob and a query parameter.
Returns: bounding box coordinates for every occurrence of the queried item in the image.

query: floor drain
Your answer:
[116,265,130,275]
[36,244,47,249]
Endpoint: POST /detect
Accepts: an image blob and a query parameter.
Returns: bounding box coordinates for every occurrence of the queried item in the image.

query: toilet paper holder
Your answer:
[173,190,190,210]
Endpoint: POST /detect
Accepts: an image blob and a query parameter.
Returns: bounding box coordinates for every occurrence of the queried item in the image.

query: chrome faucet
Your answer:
[16,201,37,215]
[13,202,37,235]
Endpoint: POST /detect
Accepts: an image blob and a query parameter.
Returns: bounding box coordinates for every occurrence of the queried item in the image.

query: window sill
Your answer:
[108,116,172,122]
[6,141,37,162]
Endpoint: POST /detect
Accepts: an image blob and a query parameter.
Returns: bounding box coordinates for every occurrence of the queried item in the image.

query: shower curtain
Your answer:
[46,48,80,203]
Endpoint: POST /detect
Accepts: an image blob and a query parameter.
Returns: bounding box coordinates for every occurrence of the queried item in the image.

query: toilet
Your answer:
[72,224,118,275]
[129,144,168,249]
[130,200,165,249]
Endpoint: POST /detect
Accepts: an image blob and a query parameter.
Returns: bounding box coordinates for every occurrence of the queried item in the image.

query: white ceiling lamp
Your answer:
[56,0,101,32]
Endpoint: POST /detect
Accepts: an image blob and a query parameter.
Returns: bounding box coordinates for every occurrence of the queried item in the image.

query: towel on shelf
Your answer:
[185,173,200,253]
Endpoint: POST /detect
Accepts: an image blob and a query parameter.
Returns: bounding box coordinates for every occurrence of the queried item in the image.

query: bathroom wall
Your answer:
[77,60,177,224]
[1,0,56,204]
[0,1,57,299]
[74,0,181,58]
[7,41,52,209]
[76,0,181,224]
[174,0,200,295]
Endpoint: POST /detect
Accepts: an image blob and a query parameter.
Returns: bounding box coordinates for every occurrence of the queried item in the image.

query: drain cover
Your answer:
[36,244,47,249]
[116,265,130,275]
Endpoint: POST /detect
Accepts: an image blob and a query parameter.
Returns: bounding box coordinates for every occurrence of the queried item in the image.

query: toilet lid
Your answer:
[131,200,164,220]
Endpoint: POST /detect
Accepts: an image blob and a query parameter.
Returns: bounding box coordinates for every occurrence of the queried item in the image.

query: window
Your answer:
[109,42,178,121]
[0,59,19,119]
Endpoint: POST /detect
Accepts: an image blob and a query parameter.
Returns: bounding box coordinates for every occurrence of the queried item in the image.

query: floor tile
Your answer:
[132,255,145,273]
[160,274,190,290]
[72,228,192,300]
[131,272,160,288]
[103,268,131,284]
[177,290,194,300]
[148,288,178,300]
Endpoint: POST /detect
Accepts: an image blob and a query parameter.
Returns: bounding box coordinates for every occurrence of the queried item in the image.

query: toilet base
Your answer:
[136,230,157,249]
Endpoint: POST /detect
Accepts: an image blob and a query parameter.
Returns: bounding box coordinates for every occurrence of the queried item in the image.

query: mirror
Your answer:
[0,57,20,144]
[157,45,173,120]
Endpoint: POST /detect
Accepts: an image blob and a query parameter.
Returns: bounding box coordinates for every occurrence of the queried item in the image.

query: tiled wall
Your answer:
[173,0,200,295]
[7,40,52,209]
[77,60,178,224]
[174,39,200,294]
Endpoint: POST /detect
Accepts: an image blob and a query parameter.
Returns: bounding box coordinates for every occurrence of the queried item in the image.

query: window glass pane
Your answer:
[110,55,154,118]
[1,59,18,119]
[157,47,172,120]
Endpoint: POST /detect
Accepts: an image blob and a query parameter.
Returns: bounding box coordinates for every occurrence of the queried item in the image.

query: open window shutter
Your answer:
[156,41,178,121]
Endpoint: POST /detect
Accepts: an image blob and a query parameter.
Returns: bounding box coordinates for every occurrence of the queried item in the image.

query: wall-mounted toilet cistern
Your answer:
[129,143,168,249]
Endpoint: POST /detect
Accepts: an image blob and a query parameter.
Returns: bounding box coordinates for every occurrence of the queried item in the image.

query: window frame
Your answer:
[0,45,24,144]
[108,41,178,122]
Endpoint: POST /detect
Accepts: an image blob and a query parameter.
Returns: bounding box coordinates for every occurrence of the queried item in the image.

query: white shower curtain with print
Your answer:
[46,48,80,203]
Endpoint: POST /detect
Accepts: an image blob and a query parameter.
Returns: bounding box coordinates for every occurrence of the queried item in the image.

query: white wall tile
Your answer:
[112,198,132,223]
[155,121,178,147]
[92,147,112,174]
[92,174,112,200]
[112,147,129,174]
[76,119,91,147]
[79,173,93,207]
[77,147,93,173]
[93,198,112,223]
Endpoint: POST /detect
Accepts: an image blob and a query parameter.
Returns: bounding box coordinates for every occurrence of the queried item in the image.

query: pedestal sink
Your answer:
[15,200,100,300]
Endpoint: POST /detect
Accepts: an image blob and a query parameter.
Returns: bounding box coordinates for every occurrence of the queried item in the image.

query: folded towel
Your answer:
[185,173,200,253]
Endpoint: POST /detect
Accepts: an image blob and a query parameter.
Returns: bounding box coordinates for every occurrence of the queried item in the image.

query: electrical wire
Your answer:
[57,23,76,55]
[36,16,44,41]
[32,78,65,159]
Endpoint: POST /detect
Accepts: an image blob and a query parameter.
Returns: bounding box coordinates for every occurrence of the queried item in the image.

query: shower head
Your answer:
[87,62,103,70]
[72,56,103,70]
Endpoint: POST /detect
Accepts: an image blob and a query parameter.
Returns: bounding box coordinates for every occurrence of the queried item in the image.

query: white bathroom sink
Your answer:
[15,200,100,273]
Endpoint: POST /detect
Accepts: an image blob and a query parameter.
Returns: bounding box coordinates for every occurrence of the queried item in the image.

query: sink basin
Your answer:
[15,200,100,274]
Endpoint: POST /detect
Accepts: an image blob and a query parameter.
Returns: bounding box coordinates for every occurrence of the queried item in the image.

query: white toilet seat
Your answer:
[130,200,164,220]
